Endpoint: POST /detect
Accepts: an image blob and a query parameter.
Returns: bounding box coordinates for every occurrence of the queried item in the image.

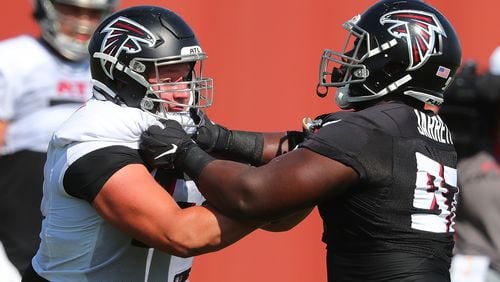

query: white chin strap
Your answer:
[335,74,413,109]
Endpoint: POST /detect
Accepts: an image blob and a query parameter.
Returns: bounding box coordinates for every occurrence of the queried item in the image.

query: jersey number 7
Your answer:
[411,152,458,233]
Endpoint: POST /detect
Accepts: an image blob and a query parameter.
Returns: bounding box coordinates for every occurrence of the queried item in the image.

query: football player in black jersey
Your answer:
[140,0,462,281]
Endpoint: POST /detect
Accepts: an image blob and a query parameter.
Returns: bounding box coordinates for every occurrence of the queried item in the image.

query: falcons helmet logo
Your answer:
[99,16,156,79]
[380,10,446,71]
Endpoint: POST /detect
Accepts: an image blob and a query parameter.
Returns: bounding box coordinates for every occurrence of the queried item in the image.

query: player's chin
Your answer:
[169,107,187,112]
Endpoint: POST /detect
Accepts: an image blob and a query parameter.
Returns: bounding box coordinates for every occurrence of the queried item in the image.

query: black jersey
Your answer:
[300,102,458,281]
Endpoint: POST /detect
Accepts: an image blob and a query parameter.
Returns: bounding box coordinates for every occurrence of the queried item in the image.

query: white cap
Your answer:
[489,46,500,75]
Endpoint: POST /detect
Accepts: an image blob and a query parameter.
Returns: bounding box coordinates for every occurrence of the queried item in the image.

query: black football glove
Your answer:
[191,110,231,153]
[140,120,215,178]
[139,120,195,169]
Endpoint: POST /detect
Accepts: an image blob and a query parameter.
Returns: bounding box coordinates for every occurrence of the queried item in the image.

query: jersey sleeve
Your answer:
[63,145,145,203]
[300,114,393,185]
[0,37,29,121]
[0,71,16,120]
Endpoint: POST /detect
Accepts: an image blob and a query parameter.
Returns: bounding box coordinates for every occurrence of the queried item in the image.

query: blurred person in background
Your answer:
[0,0,119,277]
[441,49,500,282]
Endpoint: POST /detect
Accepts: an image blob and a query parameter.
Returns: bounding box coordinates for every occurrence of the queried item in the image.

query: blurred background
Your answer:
[1,1,499,281]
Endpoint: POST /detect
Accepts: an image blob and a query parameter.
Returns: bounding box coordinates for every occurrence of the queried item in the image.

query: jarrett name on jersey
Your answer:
[31,98,204,281]
[0,35,92,155]
[414,109,453,144]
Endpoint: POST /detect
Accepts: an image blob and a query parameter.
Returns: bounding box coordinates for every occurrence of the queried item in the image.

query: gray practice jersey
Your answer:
[0,35,92,155]
[454,152,500,272]
[32,98,205,281]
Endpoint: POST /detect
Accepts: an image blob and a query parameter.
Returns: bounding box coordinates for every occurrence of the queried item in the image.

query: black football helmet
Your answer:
[34,0,119,61]
[317,0,462,109]
[88,5,213,124]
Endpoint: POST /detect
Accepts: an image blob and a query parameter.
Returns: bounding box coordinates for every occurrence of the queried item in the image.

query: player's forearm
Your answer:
[159,205,259,257]
[260,207,313,232]
[193,159,303,220]
[92,164,257,258]
[178,146,309,220]
[107,203,258,258]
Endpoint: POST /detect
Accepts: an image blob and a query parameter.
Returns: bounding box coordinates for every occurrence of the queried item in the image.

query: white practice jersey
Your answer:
[0,35,92,155]
[32,99,205,281]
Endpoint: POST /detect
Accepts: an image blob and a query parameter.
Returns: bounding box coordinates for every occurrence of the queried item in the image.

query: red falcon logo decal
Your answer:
[99,17,156,79]
[380,10,446,71]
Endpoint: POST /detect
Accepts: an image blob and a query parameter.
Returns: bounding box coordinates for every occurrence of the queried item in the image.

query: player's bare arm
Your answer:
[140,122,358,220]
[259,207,314,232]
[92,163,260,257]
[196,148,358,220]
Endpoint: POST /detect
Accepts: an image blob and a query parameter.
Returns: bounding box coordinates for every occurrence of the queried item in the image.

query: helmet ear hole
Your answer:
[141,94,159,112]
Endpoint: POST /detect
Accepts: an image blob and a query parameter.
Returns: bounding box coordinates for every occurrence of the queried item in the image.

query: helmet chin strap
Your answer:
[335,74,414,109]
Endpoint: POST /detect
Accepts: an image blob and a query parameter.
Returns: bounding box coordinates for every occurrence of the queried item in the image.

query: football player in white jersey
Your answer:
[0,0,118,278]
[25,5,305,282]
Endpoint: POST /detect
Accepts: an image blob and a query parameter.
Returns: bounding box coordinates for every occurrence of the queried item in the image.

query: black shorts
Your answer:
[22,263,48,282]
[327,250,450,282]
[0,150,46,273]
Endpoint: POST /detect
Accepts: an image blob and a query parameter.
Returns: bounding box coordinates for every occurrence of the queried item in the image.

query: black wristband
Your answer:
[214,125,231,152]
[176,144,216,180]
[226,130,264,166]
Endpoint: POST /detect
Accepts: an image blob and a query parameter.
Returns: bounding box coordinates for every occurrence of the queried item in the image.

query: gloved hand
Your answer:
[140,120,196,169]
[191,111,231,153]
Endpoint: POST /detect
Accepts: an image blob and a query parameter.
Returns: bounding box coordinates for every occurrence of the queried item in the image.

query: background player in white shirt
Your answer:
[0,0,119,278]
[24,6,305,281]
